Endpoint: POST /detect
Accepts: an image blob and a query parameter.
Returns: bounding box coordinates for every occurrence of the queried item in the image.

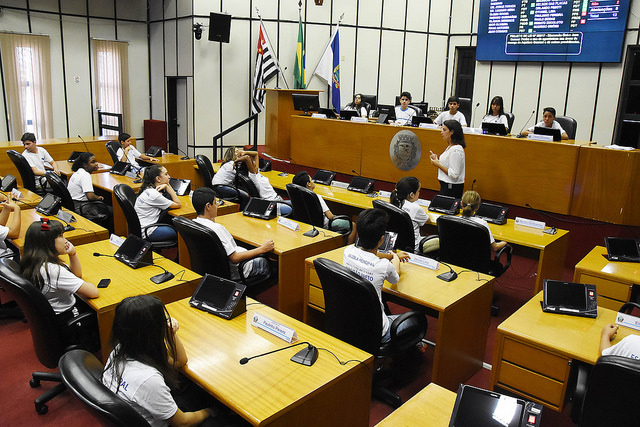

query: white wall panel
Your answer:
[61,0,86,15]
[472,61,492,124]
[116,0,146,21]
[307,1,332,24]
[382,1,406,30]
[164,20,177,76]
[487,62,516,111]
[378,31,405,104]
[165,0,177,20]
[29,0,57,12]
[149,22,165,120]
[249,0,277,21]
[61,15,92,136]
[511,64,541,133]
[428,0,451,34]
[593,63,624,145]
[149,1,163,22]
[177,1,192,18]
[354,28,380,96]
[565,65,598,141]
[118,21,149,138]
[402,32,427,101]
[89,18,116,39]
[450,0,473,33]
[333,0,358,27]
[538,63,570,116]
[424,34,448,106]
[280,2,304,23]
[223,2,249,18]
[406,0,429,32]
[358,0,382,28]
[88,0,115,18]
[177,18,193,77]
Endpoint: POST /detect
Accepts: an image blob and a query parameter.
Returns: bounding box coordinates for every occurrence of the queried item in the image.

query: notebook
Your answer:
[605,237,640,262]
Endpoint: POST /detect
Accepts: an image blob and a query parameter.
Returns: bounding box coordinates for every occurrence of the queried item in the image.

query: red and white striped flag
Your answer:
[252,22,278,114]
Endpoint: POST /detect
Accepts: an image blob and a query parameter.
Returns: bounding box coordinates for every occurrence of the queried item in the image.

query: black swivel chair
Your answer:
[505,112,515,133]
[555,115,577,139]
[361,94,377,112]
[313,258,427,408]
[286,183,352,239]
[105,141,120,164]
[235,173,261,198]
[458,97,472,125]
[372,199,436,255]
[6,149,47,195]
[195,154,215,190]
[112,184,177,252]
[0,258,98,414]
[59,349,150,426]
[45,171,110,226]
[172,216,274,291]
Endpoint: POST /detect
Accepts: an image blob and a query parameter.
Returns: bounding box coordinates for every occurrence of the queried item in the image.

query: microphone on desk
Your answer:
[93,252,175,283]
[239,341,318,366]
[436,261,458,282]
[472,102,480,127]
[176,147,190,160]
[524,203,557,234]
[351,169,360,176]
[517,110,536,137]
[77,135,90,153]
[471,179,477,191]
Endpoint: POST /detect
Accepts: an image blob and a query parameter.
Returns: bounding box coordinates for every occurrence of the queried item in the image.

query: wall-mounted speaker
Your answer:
[208,13,231,43]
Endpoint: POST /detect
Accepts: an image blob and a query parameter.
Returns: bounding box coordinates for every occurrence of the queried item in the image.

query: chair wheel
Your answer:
[35,403,48,414]
[29,378,40,388]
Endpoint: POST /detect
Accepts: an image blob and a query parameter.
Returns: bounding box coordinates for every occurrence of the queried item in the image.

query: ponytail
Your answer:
[391,177,420,208]
[461,190,480,217]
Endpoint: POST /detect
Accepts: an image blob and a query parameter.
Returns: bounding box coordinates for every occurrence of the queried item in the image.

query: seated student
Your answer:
[460,190,506,252]
[235,150,292,215]
[67,152,111,216]
[116,132,159,169]
[520,106,568,140]
[481,96,510,129]
[434,96,467,127]
[343,209,412,343]
[20,219,99,331]
[394,91,417,125]
[600,324,640,359]
[211,146,240,187]
[135,165,181,242]
[21,132,60,189]
[389,176,438,254]
[291,171,355,243]
[103,295,226,426]
[0,195,21,259]
[192,187,273,281]
[343,94,368,118]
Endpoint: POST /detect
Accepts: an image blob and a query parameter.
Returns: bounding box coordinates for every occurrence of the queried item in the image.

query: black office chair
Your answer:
[286,183,352,239]
[172,216,274,291]
[505,112,515,133]
[361,94,377,111]
[195,154,215,190]
[45,171,110,226]
[570,355,640,427]
[112,184,177,251]
[0,258,98,414]
[458,97,472,125]
[105,141,120,164]
[212,184,251,211]
[555,115,577,139]
[235,173,260,198]
[6,149,47,195]
[313,257,427,408]
[371,199,436,255]
[59,349,150,426]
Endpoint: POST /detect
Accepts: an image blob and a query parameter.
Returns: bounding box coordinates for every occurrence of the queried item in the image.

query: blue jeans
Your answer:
[147,225,176,242]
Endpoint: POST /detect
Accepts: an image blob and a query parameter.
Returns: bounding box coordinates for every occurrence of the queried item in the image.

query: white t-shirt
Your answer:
[435,110,467,126]
[602,335,640,360]
[528,120,566,135]
[394,106,416,125]
[39,262,84,314]
[343,245,399,338]
[316,193,330,228]
[466,216,496,244]
[437,144,465,184]
[102,351,178,427]
[482,114,509,128]
[211,161,235,186]
[67,168,94,202]
[401,200,428,252]
[23,146,54,172]
[193,217,252,280]
[344,105,367,117]
[134,188,174,236]
[0,224,12,258]
[116,146,142,168]
[249,172,280,200]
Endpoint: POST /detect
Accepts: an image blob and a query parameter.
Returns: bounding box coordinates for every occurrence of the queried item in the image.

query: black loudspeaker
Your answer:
[208,13,231,43]
[114,234,153,269]
[1,175,17,192]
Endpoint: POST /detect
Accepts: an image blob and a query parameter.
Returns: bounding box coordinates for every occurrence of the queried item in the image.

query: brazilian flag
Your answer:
[294,16,305,89]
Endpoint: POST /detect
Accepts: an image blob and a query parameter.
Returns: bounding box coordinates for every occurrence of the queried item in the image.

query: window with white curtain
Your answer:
[92,39,130,135]
[0,33,53,140]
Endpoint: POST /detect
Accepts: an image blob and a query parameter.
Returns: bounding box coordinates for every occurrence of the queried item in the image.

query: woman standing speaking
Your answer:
[429,119,466,199]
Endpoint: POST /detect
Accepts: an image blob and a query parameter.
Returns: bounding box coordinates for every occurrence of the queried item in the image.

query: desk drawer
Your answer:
[308,267,321,288]
[577,273,631,302]
[502,338,568,381]
[309,285,325,311]
[497,361,564,408]
[598,295,626,311]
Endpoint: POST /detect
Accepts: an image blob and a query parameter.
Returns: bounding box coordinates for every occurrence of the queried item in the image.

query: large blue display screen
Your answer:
[477,0,630,63]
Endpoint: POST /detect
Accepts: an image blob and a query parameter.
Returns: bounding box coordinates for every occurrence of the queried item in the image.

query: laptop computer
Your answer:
[605,237,640,262]
[242,197,277,220]
[534,126,562,142]
[541,279,597,318]
[411,116,434,127]
[481,122,508,136]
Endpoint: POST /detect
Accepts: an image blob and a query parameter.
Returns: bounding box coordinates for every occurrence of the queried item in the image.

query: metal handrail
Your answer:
[211,114,258,162]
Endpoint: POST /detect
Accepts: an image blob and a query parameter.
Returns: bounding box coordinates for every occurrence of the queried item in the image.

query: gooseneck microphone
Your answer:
[239,341,318,366]
[176,147,190,160]
[472,102,480,127]
[517,110,536,137]
[77,135,90,153]
[436,261,458,282]
[471,179,477,191]
[93,252,175,283]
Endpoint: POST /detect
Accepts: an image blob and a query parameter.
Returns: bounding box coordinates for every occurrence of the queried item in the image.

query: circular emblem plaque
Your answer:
[389,130,421,171]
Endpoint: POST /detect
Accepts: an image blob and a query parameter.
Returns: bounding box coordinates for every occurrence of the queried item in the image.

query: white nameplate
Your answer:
[419,123,439,129]
[615,312,640,332]
[330,181,349,189]
[462,127,480,134]
[407,254,439,270]
[378,190,391,198]
[11,188,23,199]
[350,116,368,123]
[124,170,138,179]
[416,199,430,207]
[311,113,327,119]
[109,234,125,247]
[251,312,298,343]
[528,134,553,142]
[277,216,300,231]
[514,216,546,230]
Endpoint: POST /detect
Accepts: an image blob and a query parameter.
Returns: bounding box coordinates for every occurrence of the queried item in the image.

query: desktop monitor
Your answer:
[376,104,396,123]
[292,93,320,115]
[533,126,562,142]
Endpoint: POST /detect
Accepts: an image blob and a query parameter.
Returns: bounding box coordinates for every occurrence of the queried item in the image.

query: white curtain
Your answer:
[0,33,53,140]
[92,39,130,135]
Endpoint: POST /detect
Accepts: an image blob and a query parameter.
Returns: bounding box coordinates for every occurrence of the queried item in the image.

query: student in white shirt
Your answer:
[211,146,239,187]
[21,132,59,188]
[600,324,640,360]
[460,190,507,252]
[394,91,417,125]
[0,195,21,258]
[343,94,368,118]
[520,107,569,140]
[116,132,159,168]
[135,165,181,242]
[481,95,510,130]
[68,152,105,205]
[430,119,466,198]
[434,96,467,127]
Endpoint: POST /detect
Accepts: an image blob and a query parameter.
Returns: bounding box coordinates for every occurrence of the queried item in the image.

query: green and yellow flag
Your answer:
[294,15,306,89]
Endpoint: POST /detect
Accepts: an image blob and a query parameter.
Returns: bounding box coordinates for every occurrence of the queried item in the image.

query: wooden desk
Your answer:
[76,240,201,359]
[376,383,456,426]
[216,212,343,320]
[304,245,494,390]
[140,154,197,183]
[167,297,372,427]
[7,188,42,209]
[491,291,635,411]
[12,208,108,254]
[54,160,111,176]
[573,245,640,311]
[90,173,141,236]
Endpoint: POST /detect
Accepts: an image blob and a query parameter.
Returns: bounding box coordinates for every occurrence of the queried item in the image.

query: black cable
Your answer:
[174,270,187,282]
[316,347,373,377]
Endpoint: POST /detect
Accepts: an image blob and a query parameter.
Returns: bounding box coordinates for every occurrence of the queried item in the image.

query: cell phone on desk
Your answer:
[278,172,289,177]
[98,279,111,288]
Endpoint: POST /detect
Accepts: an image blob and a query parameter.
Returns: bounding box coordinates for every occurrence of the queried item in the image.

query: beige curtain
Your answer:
[0,33,53,140]
[92,39,130,135]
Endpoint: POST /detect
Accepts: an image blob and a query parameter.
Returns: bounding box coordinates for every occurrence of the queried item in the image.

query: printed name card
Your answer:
[616,312,640,333]
[514,217,546,230]
[311,113,327,119]
[378,190,391,198]
[251,312,298,343]
[11,188,22,199]
[277,216,300,231]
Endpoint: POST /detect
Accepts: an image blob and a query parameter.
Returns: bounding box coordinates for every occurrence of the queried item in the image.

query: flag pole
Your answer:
[307,13,343,86]
[256,7,289,89]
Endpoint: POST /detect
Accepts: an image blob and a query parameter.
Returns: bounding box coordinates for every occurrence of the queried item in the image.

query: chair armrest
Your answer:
[141,223,176,239]
[569,361,591,423]
[388,310,428,351]
[418,234,439,256]
[328,215,353,235]
[493,243,512,274]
